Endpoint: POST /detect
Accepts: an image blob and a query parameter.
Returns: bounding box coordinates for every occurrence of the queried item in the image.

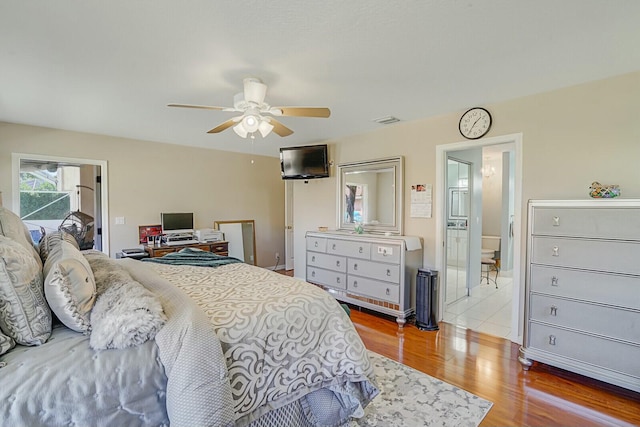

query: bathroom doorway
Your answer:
[436,133,523,344]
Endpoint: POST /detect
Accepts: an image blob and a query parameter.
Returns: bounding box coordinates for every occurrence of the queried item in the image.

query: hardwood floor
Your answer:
[348,307,640,427]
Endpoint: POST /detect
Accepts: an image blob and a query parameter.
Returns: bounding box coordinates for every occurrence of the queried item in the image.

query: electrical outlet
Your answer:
[275,252,280,259]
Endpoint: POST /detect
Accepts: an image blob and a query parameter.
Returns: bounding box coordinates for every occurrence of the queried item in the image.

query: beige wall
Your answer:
[0,123,285,266]
[292,71,640,280]
[2,70,639,274]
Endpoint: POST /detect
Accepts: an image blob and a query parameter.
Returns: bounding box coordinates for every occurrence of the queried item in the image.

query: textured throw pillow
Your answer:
[43,240,96,333]
[0,207,42,269]
[84,252,166,350]
[0,329,16,356]
[0,236,51,345]
[38,230,80,264]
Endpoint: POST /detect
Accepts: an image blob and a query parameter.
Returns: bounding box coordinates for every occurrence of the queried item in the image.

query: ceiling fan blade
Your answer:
[207,118,238,134]
[272,107,331,118]
[168,103,227,110]
[269,118,294,137]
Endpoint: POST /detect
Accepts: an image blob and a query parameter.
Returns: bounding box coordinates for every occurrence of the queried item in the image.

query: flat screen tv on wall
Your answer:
[279,144,329,180]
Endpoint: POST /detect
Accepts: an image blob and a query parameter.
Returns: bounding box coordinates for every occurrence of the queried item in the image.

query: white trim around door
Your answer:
[435,133,523,344]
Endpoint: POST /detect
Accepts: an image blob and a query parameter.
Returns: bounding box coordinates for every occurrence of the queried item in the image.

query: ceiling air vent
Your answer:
[373,116,401,125]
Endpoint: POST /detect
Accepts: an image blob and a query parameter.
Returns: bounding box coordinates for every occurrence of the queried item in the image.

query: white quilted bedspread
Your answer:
[145,262,378,426]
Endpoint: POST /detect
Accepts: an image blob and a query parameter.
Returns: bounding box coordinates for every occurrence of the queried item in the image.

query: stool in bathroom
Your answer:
[481,257,498,288]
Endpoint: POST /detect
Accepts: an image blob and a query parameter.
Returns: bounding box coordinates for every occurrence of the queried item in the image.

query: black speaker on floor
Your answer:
[416,269,439,331]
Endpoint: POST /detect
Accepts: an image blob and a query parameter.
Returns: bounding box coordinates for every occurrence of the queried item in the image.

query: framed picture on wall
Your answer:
[138,224,162,244]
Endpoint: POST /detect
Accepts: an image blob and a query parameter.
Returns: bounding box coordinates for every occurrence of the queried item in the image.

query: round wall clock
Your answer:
[458,107,492,139]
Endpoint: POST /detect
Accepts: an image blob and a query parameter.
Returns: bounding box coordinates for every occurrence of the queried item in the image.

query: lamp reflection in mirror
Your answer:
[233,115,274,138]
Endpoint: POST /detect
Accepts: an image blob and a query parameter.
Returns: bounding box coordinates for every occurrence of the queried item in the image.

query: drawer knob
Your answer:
[332,244,336,250]
[312,256,316,262]
[551,276,559,287]
[353,263,358,270]
[314,241,318,248]
[552,216,560,226]
[311,271,315,277]
[550,306,558,316]
[386,269,391,276]
[552,246,559,257]
[359,247,363,254]
[353,281,358,288]
[336,277,341,284]
[336,260,341,267]
[549,335,556,346]
[386,288,390,296]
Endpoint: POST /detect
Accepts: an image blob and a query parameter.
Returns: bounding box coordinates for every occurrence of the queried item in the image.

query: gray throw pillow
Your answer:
[38,230,80,264]
[0,207,42,269]
[0,329,16,356]
[43,240,96,333]
[84,252,166,350]
[0,236,51,345]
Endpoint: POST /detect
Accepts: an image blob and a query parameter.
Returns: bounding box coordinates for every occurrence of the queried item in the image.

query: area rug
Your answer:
[351,351,493,427]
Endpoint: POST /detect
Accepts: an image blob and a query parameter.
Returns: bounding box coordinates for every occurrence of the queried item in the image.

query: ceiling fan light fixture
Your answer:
[233,122,249,138]
[242,114,260,133]
[258,119,274,138]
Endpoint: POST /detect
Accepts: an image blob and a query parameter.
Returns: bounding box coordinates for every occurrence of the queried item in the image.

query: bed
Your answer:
[0,207,378,427]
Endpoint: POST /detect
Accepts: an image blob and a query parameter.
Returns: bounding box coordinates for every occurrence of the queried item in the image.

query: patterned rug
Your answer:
[351,351,493,427]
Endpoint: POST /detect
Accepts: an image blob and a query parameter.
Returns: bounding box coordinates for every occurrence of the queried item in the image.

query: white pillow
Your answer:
[0,207,42,269]
[0,236,51,345]
[43,241,96,333]
[38,230,80,264]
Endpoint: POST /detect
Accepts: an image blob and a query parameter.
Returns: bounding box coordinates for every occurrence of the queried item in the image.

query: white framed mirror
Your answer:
[214,220,257,265]
[337,156,404,235]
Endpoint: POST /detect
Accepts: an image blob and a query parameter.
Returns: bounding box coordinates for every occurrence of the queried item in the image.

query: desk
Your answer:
[144,241,229,258]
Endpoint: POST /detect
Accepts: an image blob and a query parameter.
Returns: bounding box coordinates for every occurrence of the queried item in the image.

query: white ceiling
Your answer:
[2,1,639,157]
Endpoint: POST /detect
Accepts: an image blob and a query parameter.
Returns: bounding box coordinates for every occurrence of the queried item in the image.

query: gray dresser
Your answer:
[305,231,423,327]
[519,199,640,392]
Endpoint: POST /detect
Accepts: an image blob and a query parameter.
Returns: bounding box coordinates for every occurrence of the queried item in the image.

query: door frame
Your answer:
[284,180,294,270]
[11,153,110,255]
[435,133,523,344]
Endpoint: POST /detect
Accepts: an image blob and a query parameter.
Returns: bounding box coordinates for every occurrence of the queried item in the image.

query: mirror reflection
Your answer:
[338,156,403,235]
[214,220,256,265]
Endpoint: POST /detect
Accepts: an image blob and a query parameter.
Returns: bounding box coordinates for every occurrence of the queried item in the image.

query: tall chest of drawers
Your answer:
[519,199,640,392]
[305,232,423,327]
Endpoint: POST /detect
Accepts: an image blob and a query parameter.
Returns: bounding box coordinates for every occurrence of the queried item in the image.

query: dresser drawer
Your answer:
[530,294,640,344]
[532,207,640,240]
[528,323,640,377]
[210,242,229,253]
[531,236,640,275]
[307,267,346,290]
[307,252,347,273]
[530,265,640,310]
[347,276,399,303]
[326,239,371,259]
[370,243,401,263]
[348,258,400,283]
[306,236,327,252]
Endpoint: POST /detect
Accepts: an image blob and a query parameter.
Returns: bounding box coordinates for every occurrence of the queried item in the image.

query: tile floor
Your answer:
[443,274,513,340]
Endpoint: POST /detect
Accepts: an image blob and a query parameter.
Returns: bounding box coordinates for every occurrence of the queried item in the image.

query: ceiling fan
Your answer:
[168,78,331,138]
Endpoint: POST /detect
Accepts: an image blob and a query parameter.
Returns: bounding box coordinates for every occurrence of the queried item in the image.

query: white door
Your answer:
[285,180,294,270]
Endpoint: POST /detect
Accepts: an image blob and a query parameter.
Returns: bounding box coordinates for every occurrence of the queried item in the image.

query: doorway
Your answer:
[11,153,109,255]
[436,133,523,344]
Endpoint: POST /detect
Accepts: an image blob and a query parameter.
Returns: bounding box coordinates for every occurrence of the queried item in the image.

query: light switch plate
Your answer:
[115,216,125,225]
